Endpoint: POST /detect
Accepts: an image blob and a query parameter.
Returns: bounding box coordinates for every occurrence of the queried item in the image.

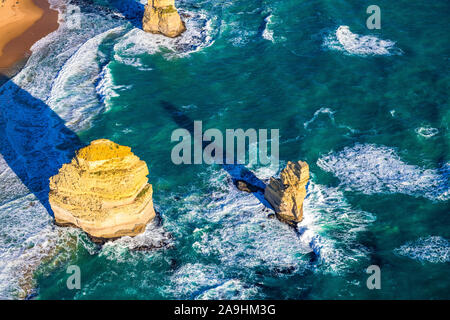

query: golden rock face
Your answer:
[264,161,309,225]
[142,0,186,38]
[49,139,156,241]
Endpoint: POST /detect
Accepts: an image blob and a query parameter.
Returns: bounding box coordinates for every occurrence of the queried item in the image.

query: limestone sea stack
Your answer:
[142,0,186,38]
[264,161,309,225]
[49,139,156,241]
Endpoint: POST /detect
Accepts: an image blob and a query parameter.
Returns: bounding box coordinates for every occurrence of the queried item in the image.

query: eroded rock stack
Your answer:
[49,139,156,241]
[142,0,186,38]
[264,161,309,225]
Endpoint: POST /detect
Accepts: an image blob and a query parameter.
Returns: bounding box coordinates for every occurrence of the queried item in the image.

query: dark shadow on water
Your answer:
[0,78,84,215]
[160,100,273,210]
[108,0,145,29]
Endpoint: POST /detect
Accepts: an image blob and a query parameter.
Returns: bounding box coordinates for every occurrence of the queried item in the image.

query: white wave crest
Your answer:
[47,27,126,130]
[304,107,336,129]
[317,144,449,201]
[394,236,450,263]
[262,14,274,42]
[324,26,401,56]
[96,63,133,109]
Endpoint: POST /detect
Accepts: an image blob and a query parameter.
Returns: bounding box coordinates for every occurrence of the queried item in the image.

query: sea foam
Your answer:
[113,9,216,65]
[394,236,450,263]
[262,14,275,42]
[317,144,449,201]
[323,26,401,56]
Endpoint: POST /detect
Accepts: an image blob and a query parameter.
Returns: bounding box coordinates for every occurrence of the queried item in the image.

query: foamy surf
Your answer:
[262,14,275,42]
[323,26,402,56]
[300,181,375,273]
[165,263,260,299]
[47,27,127,130]
[0,193,80,299]
[113,9,216,65]
[394,236,450,263]
[100,217,174,262]
[162,164,376,291]
[317,144,450,201]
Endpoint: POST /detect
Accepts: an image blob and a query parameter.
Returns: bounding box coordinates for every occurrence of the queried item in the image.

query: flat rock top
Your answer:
[76,139,132,161]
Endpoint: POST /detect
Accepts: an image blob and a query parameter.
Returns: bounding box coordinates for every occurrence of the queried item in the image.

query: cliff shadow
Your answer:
[0,78,84,215]
[108,0,145,29]
[161,100,273,210]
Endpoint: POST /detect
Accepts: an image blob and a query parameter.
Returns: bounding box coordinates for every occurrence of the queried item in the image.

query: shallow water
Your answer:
[0,0,449,299]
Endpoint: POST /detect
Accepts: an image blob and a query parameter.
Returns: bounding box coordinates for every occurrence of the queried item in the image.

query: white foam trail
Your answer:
[394,236,450,263]
[317,144,449,201]
[303,107,356,134]
[262,14,274,42]
[167,263,259,300]
[304,107,336,129]
[167,263,225,298]
[0,194,80,299]
[323,26,401,56]
[96,63,133,109]
[415,126,439,138]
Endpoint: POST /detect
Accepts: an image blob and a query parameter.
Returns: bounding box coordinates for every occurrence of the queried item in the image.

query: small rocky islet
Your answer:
[142,0,186,38]
[49,139,156,243]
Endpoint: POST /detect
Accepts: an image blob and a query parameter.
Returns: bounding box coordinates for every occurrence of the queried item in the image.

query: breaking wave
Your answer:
[262,14,274,42]
[300,181,375,273]
[47,27,127,130]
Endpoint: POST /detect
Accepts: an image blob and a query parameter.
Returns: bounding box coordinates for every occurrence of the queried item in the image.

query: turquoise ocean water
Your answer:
[0,0,449,299]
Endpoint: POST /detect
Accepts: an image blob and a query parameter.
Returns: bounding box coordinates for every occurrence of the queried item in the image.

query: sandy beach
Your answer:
[0,0,59,74]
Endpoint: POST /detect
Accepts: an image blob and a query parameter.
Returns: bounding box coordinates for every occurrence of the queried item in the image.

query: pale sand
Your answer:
[0,0,59,73]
